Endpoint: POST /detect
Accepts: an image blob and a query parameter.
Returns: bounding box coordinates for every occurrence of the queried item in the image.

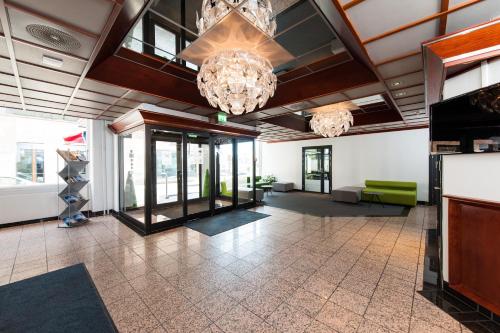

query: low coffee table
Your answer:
[261,185,273,197]
[364,191,384,207]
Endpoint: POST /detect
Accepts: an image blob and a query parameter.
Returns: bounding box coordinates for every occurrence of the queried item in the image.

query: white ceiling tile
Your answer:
[343,82,386,99]
[347,0,440,40]
[8,0,114,35]
[25,104,61,114]
[23,89,69,103]
[75,89,118,104]
[7,7,97,59]
[0,37,9,58]
[0,57,13,74]
[0,84,20,96]
[24,97,66,109]
[446,0,500,34]
[0,93,21,103]
[377,54,423,78]
[385,71,424,89]
[396,95,425,106]
[67,105,102,115]
[399,103,425,111]
[20,77,74,96]
[0,100,23,109]
[13,39,86,75]
[71,98,109,110]
[365,20,439,64]
[17,61,79,86]
[0,73,17,86]
[80,79,128,97]
[392,85,425,98]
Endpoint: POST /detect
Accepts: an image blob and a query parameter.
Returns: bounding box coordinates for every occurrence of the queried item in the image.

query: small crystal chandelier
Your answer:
[196,0,278,115]
[310,102,356,137]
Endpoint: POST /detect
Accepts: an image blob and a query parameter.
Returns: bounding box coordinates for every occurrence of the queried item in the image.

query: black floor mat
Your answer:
[185,210,270,236]
[0,264,116,333]
[264,191,410,217]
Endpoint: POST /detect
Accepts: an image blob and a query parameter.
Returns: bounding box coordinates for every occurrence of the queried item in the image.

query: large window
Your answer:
[122,19,143,53]
[0,113,87,187]
[16,143,44,183]
[154,24,176,59]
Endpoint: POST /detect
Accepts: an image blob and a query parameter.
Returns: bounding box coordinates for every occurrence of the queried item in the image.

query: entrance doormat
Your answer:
[0,264,117,333]
[185,209,270,236]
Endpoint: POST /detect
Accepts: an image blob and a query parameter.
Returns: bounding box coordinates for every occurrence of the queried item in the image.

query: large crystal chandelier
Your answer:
[196,0,277,115]
[197,49,276,115]
[310,102,356,137]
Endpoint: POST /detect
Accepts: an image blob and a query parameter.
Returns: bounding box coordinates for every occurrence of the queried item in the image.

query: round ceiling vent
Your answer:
[26,24,81,52]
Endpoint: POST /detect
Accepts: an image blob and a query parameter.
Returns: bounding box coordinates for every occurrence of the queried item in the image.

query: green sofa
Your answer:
[247,176,271,189]
[361,180,417,207]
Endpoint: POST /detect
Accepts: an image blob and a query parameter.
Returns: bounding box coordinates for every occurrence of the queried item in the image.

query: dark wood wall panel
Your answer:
[447,196,500,315]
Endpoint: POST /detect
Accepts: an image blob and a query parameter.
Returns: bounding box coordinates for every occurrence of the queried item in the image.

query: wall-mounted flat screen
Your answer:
[430,82,500,154]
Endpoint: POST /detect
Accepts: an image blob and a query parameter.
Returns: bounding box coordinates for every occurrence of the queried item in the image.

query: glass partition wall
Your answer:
[118,125,256,235]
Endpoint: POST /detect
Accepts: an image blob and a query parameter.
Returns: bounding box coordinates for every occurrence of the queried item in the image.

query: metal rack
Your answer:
[56,149,90,228]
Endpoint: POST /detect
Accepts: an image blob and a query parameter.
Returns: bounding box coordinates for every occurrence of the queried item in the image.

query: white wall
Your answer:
[262,128,430,201]
[440,57,500,281]
[0,118,117,225]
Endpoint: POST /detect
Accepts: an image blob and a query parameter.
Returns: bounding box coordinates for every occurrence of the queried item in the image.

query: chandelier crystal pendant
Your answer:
[196,0,277,36]
[195,0,278,115]
[310,102,356,137]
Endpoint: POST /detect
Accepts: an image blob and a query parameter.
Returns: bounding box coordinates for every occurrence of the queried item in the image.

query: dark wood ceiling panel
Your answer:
[265,59,378,108]
[307,52,352,71]
[263,114,309,132]
[277,66,312,82]
[87,55,210,107]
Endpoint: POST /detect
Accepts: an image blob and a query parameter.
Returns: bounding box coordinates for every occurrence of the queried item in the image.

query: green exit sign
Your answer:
[217,112,227,123]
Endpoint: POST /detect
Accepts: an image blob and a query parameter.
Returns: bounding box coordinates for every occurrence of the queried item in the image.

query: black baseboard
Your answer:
[443,281,500,320]
[0,210,110,229]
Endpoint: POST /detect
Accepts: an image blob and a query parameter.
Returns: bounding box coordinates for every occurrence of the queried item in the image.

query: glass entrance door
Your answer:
[152,132,183,224]
[186,135,211,215]
[302,146,332,194]
[214,136,234,210]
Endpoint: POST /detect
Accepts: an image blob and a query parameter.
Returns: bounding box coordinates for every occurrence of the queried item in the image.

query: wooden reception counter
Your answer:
[445,195,500,315]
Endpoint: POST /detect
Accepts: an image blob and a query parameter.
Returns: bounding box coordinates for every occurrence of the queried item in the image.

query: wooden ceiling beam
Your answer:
[329,0,406,123]
[362,0,485,45]
[439,0,450,36]
[342,0,366,10]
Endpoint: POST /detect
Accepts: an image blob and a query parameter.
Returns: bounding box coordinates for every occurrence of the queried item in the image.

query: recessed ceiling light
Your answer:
[42,55,63,68]
[394,91,406,97]
[351,94,385,106]
[391,81,401,87]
